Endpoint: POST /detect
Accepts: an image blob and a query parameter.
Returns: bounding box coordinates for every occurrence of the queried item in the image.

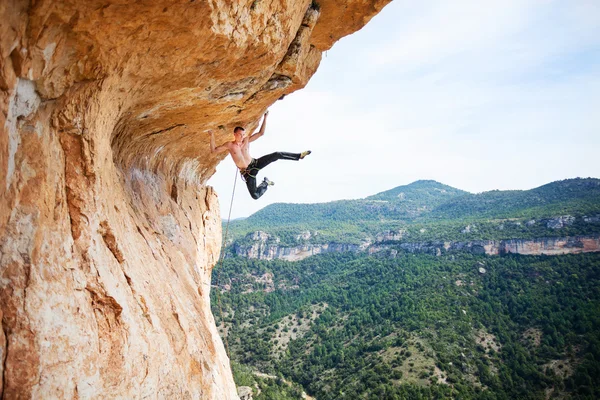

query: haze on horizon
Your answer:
[208,0,600,220]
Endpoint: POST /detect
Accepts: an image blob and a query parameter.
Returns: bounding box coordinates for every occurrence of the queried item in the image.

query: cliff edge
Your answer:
[0,0,389,398]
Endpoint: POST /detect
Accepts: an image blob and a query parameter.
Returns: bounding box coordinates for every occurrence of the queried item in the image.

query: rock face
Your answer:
[237,386,253,400]
[498,236,600,255]
[233,230,371,261]
[0,0,390,398]
[234,233,600,261]
[235,240,367,261]
[373,235,600,257]
[544,215,575,229]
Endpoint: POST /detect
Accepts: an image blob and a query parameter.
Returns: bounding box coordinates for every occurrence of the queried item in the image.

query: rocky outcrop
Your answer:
[544,215,575,229]
[234,232,600,261]
[375,229,406,242]
[373,235,600,256]
[499,236,600,255]
[235,240,367,261]
[237,386,253,400]
[1,0,389,398]
[233,230,370,261]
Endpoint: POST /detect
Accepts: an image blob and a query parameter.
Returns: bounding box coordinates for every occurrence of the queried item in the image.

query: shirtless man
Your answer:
[210,111,311,200]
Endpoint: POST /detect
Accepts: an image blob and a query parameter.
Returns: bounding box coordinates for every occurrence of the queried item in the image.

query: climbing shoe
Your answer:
[300,150,312,159]
[263,177,275,186]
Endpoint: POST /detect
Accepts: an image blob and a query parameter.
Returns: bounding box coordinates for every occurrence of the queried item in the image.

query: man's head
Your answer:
[233,126,245,141]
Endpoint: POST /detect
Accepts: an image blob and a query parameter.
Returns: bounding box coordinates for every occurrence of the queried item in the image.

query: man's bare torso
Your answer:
[227,139,253,169]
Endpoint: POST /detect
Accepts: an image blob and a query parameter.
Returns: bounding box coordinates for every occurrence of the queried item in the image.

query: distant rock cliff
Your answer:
[370,235,600,257]
[0,0,389,398]
[234,236,369,261]
[232,224,600,261]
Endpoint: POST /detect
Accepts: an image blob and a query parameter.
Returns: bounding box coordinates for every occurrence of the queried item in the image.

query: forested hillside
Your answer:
[215,252,600,399]
[431,179,600,220]
[213,178,600,399]
[226,178,600,250]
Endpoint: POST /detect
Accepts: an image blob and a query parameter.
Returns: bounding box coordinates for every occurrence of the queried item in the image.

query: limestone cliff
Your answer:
[0,0,389,398]
[234,231,600,261]
[373,235,600,257]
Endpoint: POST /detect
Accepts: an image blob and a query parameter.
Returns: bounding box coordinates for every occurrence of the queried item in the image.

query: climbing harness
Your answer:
[214,167,238,358]
[239,168,258,183]
[238,160,260,182]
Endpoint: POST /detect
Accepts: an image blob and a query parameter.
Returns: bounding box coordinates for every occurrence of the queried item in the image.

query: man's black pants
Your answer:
[241,152,301,199]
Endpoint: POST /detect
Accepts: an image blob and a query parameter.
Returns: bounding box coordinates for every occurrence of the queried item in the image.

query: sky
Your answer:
[208,0,600,219]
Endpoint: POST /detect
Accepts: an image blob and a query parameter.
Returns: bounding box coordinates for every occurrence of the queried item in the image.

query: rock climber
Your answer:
[210,111,311,200]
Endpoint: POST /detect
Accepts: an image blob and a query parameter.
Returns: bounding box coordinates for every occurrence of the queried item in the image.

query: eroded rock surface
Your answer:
[234,232,600,261]
[0,0,390,398]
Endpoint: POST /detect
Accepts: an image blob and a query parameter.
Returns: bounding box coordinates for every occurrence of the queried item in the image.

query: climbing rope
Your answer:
[214,167,239,359]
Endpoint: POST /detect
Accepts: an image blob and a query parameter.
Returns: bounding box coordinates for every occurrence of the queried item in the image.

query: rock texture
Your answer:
[235,239,368,261]
[234,231,600,261]
[237,386,253,400]
[376,235,600,257]
[0,0,390,398]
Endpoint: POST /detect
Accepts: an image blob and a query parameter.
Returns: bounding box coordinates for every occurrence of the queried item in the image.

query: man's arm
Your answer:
[248,111,269,143]
[210,130,230,153]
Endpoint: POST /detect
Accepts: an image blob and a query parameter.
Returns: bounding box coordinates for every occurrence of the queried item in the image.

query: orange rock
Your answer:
[0,0,390,397]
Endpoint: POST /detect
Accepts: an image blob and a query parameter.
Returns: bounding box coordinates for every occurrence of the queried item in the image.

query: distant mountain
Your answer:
[227,178,600,244]
[366,179,467,203]
[232,180,467,229]
[431,178,600,220]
